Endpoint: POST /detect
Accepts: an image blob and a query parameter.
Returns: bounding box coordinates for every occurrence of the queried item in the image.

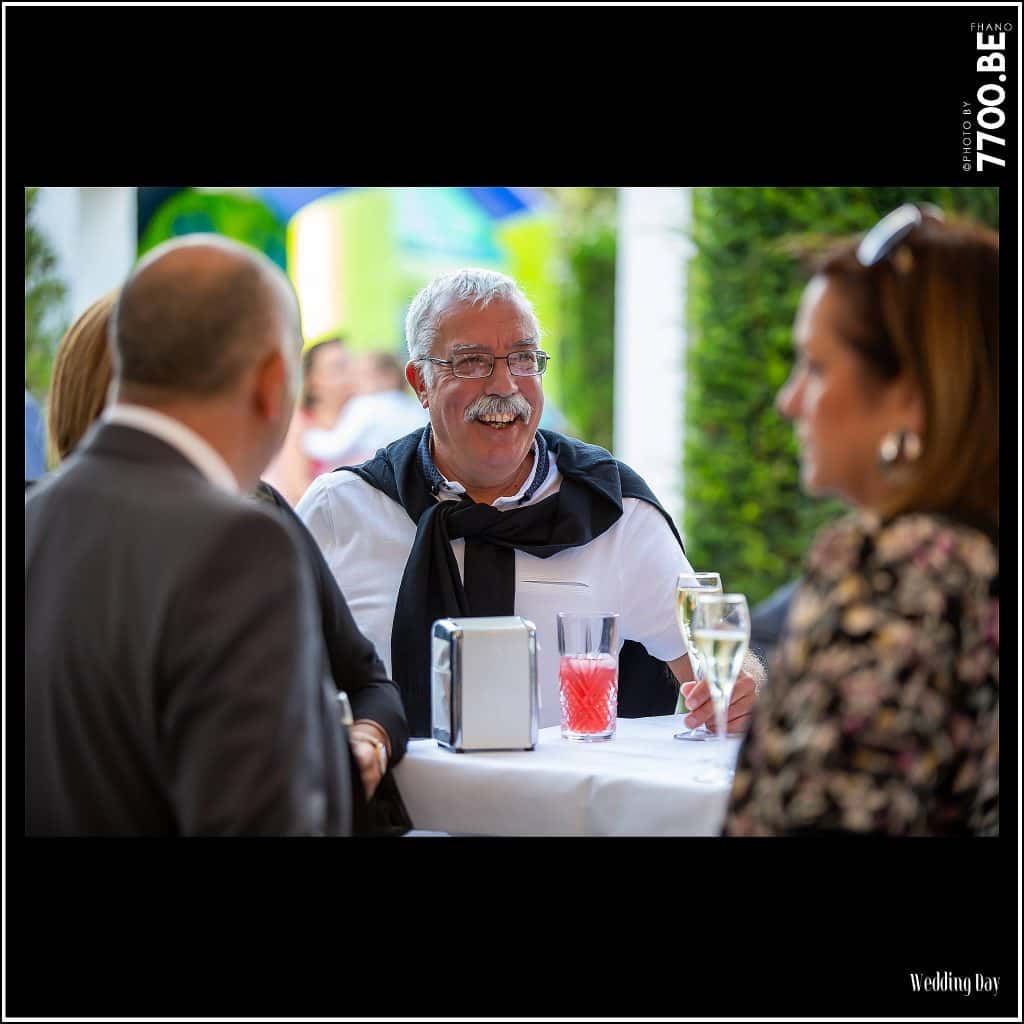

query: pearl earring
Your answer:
[878,429,922,469]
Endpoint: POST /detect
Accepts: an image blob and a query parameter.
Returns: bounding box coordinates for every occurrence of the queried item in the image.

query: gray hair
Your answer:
[404,268,541,386]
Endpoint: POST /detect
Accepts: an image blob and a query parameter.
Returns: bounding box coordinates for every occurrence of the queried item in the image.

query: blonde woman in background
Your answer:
[45,291,118,467]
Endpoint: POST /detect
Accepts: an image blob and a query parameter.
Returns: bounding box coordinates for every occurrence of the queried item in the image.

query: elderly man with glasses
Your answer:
[297,268,761,737]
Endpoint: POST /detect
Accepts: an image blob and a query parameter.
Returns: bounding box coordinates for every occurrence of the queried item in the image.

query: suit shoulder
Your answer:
[126,479,309,577]
[203,490,307,558]
[160,496,314,621]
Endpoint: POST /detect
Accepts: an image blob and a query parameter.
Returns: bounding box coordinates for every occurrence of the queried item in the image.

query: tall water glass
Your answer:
[690,593,750,784]
[673,571,722,741]
[557,612,619,741]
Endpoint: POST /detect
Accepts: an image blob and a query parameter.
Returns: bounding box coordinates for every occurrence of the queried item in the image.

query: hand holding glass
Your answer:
[674,572,722,741]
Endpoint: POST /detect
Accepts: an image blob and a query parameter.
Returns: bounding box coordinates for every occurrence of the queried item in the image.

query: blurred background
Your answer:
[25,185,999,608]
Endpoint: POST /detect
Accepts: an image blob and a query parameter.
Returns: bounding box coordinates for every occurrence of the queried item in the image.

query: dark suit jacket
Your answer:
[254,481,411,834]
[25,422,353,836]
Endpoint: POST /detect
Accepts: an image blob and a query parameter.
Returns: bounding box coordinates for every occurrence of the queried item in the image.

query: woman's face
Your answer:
[776,275,922,510]
[307,342,353,410]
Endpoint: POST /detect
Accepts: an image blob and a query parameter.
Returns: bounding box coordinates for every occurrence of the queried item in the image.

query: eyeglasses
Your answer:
[424,349,551,379]
[856,202,945,267]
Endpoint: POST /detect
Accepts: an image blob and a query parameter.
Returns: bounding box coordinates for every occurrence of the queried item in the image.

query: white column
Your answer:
[74,188,138,316]
[613,187,693,528]
[34,187,138,321]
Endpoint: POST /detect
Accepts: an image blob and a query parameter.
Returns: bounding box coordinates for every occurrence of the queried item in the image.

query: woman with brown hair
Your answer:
[726,205,999,836]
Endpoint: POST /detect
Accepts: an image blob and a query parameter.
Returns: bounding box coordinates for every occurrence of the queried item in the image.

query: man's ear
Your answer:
[406,360,429,408]
[253,349,289,422]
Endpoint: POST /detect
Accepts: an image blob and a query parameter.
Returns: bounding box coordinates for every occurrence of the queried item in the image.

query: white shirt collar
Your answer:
[103,403,241,494]
[436,438,547,507]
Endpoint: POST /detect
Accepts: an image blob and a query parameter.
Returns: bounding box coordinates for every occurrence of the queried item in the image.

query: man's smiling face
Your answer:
[410,297,545,494]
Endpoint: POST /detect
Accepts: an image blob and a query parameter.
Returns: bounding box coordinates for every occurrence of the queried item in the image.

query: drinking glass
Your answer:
[673,571,722,741]
[689,593,750,784]
[557,612,619,741]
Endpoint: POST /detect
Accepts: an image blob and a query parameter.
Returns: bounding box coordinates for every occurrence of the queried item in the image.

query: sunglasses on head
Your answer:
[856,202,945,267]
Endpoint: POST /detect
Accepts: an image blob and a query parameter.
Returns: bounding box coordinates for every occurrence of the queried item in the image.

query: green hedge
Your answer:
[550,188,617,451]
[684,187,999,606]
[25,187,69,401]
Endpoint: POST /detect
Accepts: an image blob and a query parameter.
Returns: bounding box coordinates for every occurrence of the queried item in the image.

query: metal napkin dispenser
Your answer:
[431,616,539,752]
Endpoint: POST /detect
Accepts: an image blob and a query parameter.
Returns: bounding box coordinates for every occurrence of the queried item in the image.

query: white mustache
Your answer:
[464,393,533,423]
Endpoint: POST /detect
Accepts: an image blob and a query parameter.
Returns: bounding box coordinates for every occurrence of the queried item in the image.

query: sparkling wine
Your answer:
[690,629,748,702]
[676,584,722,656]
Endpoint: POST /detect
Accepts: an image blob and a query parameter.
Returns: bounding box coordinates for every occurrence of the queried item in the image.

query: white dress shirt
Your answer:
[297,445,691,728]
[103,404,240,494]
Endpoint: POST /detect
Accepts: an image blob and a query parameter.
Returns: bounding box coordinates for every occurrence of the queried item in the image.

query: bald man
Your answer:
[25,235,353,836]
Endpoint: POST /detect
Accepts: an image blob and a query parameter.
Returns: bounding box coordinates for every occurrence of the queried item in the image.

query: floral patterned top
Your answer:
[725,512,999,836]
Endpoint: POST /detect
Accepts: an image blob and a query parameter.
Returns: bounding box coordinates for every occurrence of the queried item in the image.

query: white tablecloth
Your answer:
[392,715,741,836]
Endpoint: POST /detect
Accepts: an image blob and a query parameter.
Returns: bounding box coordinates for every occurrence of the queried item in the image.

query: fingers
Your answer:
[351,739,383,799]
[707,712,753,736]
[684,669,759,710]
[683,687,757,730]
[682,679,708,710]
[727,691,756,719]
[683,701,714,730]
[732,670,756,700]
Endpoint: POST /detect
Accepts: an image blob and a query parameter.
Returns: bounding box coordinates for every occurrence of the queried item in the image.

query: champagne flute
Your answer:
[689,593,750,784]
[673,571,722,741]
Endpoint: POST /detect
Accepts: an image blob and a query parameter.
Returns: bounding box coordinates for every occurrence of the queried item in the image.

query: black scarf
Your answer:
[342,427,684,737]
